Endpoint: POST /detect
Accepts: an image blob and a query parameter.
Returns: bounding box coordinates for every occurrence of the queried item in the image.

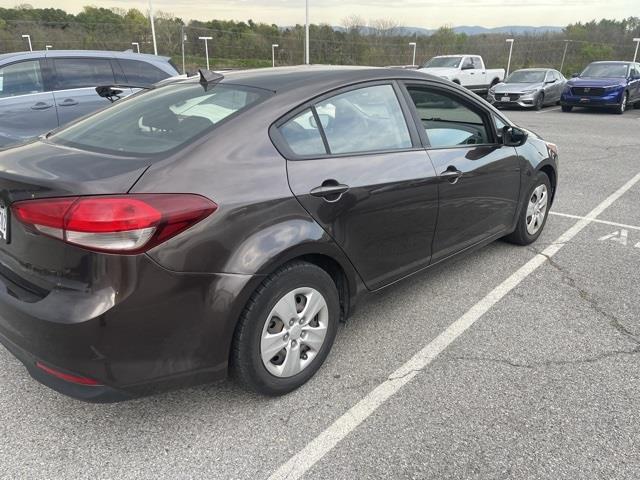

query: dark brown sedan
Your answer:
[0,66,558,401]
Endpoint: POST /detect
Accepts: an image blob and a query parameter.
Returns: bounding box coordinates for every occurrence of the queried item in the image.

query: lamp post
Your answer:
[132,42,140,53]
[21,34,32,52]
[633,38,640,63]
[304,0,310,64]
[272,44,279,67]
[560,39,571,73]
[409,42,417,67]
[505,38,514,77]
[45,45,52,51]
[149,0,158,55]
[199,36,213,70]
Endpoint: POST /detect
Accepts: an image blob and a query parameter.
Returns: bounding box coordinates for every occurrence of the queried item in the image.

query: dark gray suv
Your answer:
[0,50,179,147]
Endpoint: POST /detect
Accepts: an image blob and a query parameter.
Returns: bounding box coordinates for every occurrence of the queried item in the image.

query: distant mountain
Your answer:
[326,25,563,36]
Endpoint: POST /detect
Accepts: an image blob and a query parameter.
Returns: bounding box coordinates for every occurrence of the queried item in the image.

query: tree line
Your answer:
[1,5,639,75]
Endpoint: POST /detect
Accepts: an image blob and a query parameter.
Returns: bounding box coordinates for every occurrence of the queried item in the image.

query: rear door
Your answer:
[276,82,439,290]
[50,57,118,126]
[0,59,58,147]
[401,82,521,263]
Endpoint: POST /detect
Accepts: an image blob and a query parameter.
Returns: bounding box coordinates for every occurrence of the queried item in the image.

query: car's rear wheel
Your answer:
[615,92,628,114]
[561,105,573,112]
[232,261,339,395]
[504,171,551,245]
[534,92,544,110]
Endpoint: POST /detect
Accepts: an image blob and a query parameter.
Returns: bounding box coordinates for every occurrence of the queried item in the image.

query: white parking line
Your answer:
[550,211,640,231]
[537,106,562,114]
[267,171,640,480]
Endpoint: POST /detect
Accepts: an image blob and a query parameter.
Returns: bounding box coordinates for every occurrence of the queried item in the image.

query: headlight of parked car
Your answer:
[522,89,537,94]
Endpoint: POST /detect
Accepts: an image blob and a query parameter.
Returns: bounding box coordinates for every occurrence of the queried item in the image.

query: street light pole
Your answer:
[505,38,514,77]
[272,44,279,68]
[633,38,640,63]
[409,42,417,67]
[560,39,571,73]
[199,36,213,70]
[132,42,140,53]
[149,0,158,55]
[21,34,32,52]
[305,0,310,64]
[181,25,187,74]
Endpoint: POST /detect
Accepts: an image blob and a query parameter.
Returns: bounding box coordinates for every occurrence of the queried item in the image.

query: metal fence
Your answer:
[1,20,637,75]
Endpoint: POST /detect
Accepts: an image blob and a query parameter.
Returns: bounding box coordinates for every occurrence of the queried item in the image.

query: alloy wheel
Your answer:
[260,287,329,378]
[526,184,548,235]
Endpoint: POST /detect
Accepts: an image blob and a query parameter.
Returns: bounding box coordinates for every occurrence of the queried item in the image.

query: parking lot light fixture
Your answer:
[45,45,52,51]
[409,42,417,67]
[305,0,310,64]
[272,44,279,67]
[633,38,640,63]
[132,42,140,53]
[506,38,514,77]
[560,39,571,73]
[148,0,158,55]
[21,34,32,52]
[199,36,213,70]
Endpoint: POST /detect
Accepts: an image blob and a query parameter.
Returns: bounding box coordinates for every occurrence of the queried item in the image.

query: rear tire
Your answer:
[504,171,551,246]
[561,105,573,112]
[231,261,339,396]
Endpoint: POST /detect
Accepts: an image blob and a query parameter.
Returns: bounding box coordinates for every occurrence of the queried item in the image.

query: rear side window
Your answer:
[406,87,490,148]
[0,61,44,98]
[53,58,115,89]
[279,84,411,157]
[51,83,269,155]
[119,59,171,85]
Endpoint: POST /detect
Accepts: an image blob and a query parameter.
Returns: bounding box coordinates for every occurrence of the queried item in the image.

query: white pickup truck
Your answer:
[418,55,505,94]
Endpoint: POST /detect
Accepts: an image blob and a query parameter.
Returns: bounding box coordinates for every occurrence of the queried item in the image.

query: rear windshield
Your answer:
[51,82,269,156]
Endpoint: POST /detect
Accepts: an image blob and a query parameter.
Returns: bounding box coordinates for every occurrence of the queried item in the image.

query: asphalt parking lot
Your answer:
[1,104,640,479]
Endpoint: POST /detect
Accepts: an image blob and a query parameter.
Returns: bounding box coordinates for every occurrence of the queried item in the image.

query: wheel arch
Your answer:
[538,163,557,205]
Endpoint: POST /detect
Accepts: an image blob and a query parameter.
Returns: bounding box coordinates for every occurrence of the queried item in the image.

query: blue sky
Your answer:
[20,0,636,28]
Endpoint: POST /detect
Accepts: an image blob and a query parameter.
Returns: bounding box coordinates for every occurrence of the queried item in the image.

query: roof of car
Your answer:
[513,68,552,72]
[0,50,171,64]
[198,65,442,93]
[590,61,630,65]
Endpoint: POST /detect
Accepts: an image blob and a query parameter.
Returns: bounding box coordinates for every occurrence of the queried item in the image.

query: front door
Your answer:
[278,83,439,290]
[402,84,521,263]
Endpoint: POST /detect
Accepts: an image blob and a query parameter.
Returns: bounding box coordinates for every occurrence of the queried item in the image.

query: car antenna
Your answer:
[199,69,224,89]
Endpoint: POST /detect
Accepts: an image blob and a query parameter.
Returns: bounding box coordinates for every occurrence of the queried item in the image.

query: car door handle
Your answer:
[58,99,79,107]
[310,181,350,200]
[31,102,54,111]
[440,166,463,184]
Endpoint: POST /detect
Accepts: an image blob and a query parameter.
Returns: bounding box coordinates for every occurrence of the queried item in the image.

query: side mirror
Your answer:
[545,79,555,84]
[571,73,579,78]
[502,126,528,147]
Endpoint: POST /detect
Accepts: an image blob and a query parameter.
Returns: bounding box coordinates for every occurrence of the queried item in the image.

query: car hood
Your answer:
[569,77,627,88]
[493,82,543,94]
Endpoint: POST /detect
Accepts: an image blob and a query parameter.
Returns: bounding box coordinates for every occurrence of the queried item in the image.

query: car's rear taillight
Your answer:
[12,194,217,254]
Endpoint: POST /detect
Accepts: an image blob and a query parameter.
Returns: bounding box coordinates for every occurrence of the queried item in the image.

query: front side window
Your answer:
[406,87,490,148]
[0,61,44,98]
[314,85,411,155]
[53,58,115,89]
[119,59,170,85]
[52,83,268,155]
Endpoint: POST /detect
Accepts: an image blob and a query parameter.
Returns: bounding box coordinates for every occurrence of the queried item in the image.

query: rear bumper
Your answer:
[0,253,261,402]
[561,90,623,107]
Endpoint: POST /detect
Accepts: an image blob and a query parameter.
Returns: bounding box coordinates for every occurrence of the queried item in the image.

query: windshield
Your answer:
[580,63,629,78]
[505,71,546,83]
[423,57,462,68]
[51,83,269,156]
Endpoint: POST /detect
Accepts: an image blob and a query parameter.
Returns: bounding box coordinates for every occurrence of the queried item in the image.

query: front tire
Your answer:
[534,92,545,111]
[232,261,340,396]
[615,92,628,114]
[504,172,551,246]
[561,105,573,112]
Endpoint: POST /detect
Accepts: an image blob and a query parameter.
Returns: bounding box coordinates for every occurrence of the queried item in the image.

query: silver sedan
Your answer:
[488,68,566,110]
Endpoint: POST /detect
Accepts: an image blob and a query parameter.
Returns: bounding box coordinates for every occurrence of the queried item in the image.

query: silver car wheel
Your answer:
[260,287,329,378]
[526,184,548,235]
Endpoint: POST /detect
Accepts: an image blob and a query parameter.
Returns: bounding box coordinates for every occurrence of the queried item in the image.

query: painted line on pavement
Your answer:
[550,211,640,231]
[267,171,640,480]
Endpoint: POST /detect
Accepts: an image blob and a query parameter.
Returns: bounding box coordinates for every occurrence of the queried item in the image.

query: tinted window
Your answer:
[407,87,490,148]
[314,85,411,155]
[0,61,44,98]
[461,57,474,69]
[280,109,326,156]
[53,58,115,89]
[119,59,170,85]
[52,83,268,155]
